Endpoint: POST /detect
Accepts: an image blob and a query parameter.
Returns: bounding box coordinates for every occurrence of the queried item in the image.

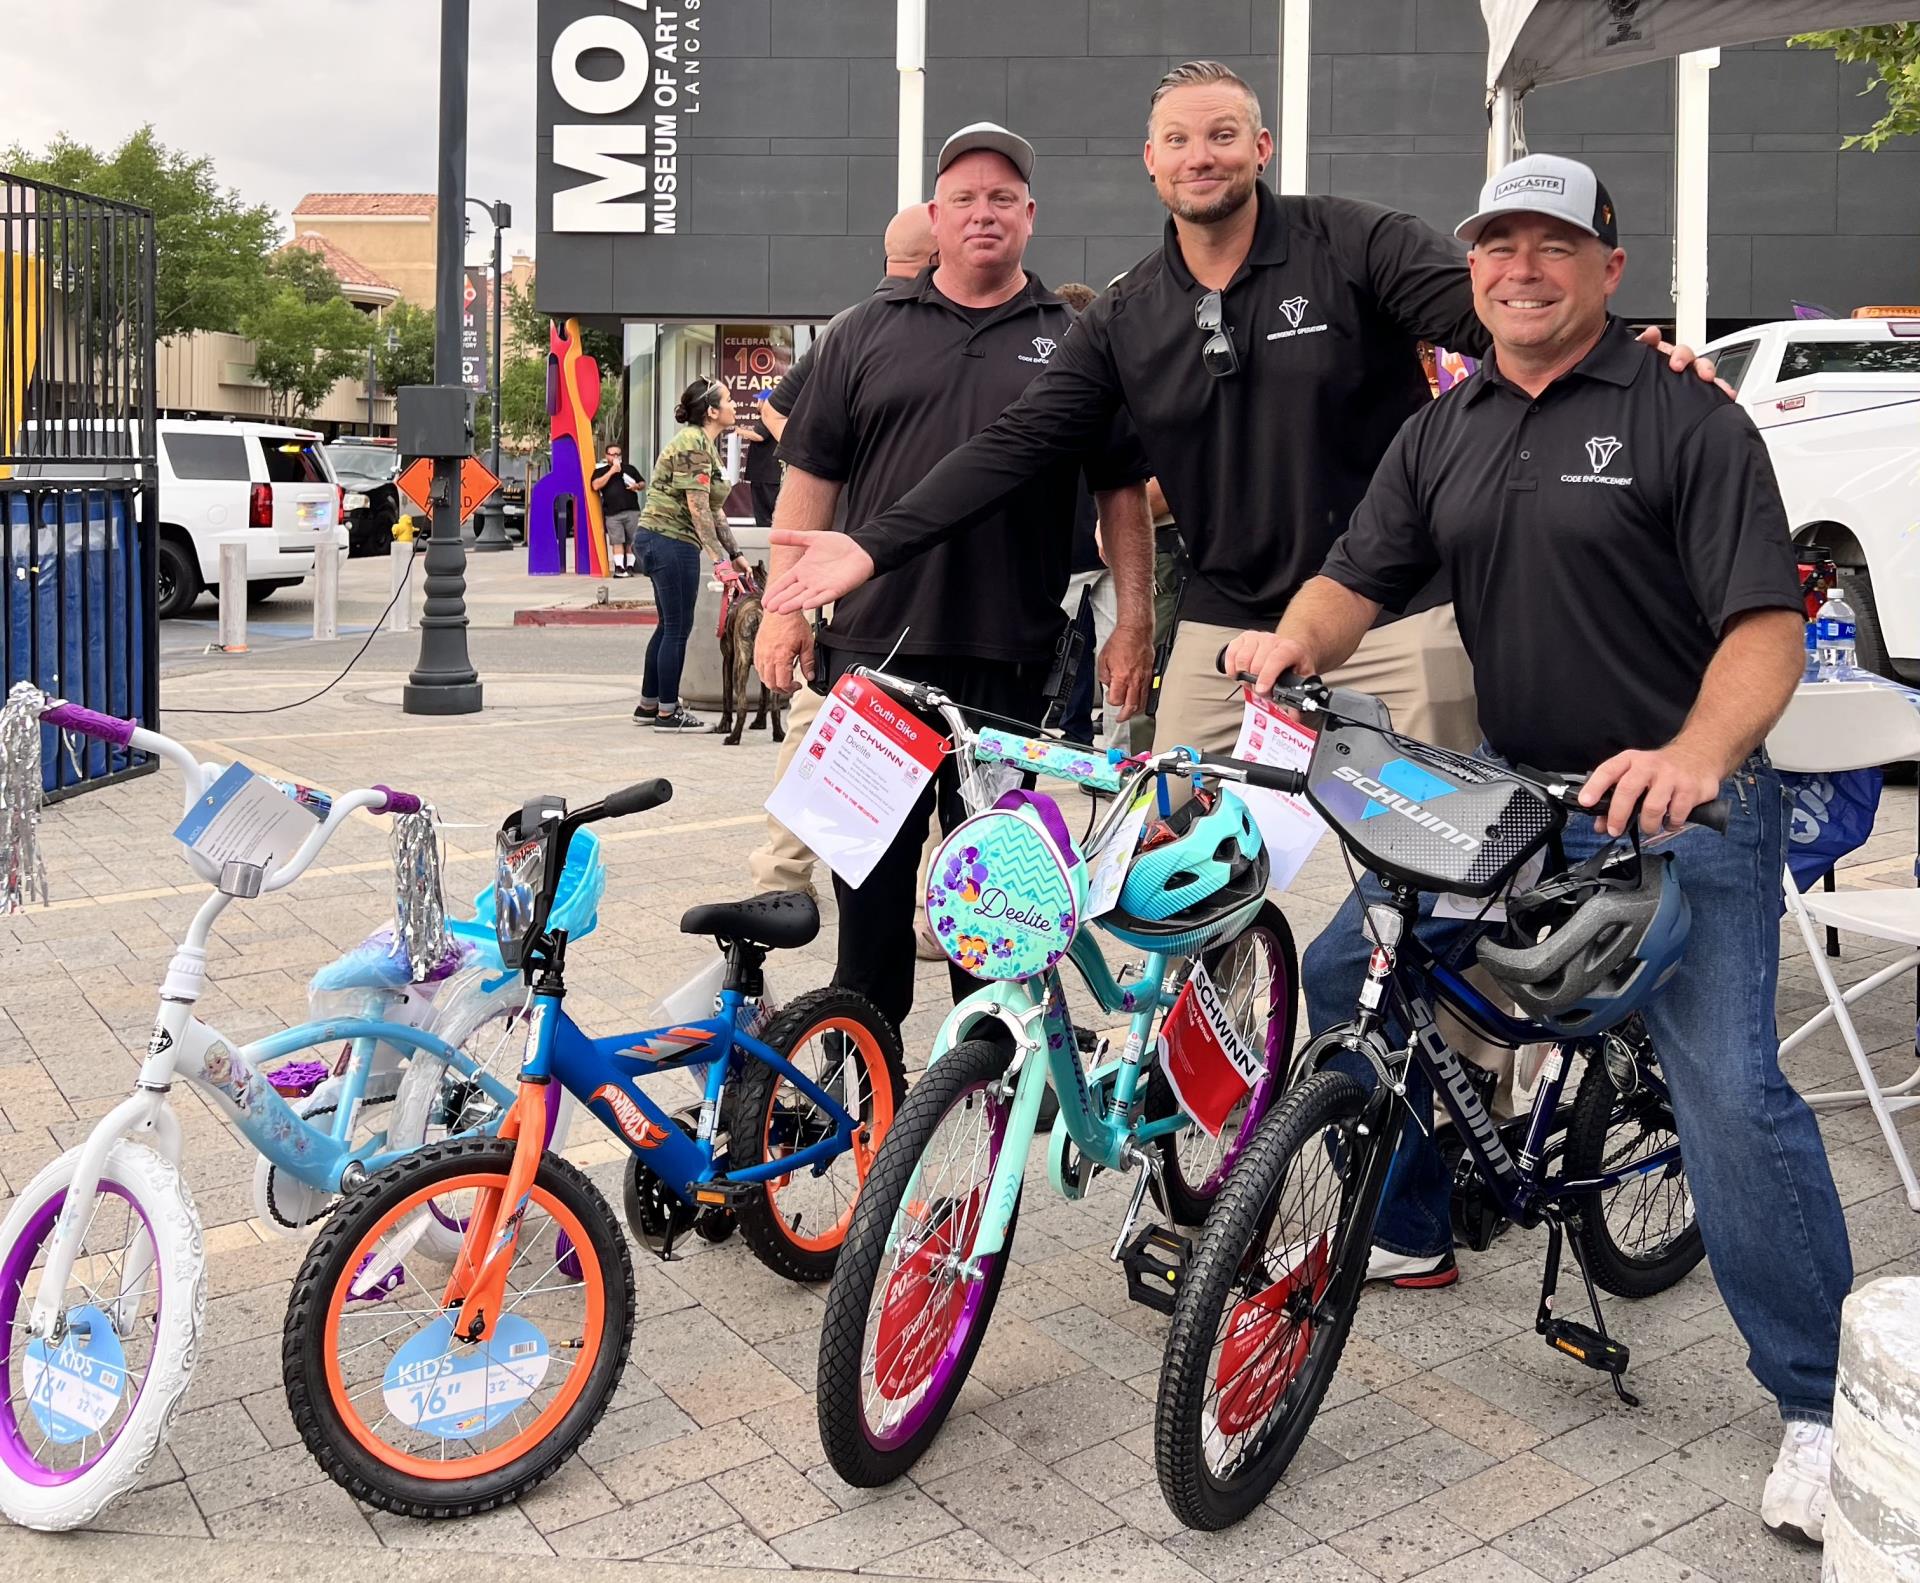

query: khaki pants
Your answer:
[1154,602,1481,758]
[747,681,822,895]
[1157,603,1515,1100]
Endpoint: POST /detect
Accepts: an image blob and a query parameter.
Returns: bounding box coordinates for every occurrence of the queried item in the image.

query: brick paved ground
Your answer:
[3,634,1915,1580]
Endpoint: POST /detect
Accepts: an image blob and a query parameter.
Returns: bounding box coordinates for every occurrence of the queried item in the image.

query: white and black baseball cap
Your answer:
[936,121,1036,183]
[1456,154,1619,248]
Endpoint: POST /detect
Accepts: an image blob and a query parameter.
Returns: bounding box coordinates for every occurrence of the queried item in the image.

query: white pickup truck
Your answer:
[1705,318,1920,684]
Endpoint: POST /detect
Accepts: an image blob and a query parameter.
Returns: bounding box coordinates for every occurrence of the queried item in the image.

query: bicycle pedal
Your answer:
[1121,1224,1190,1314]
[1539,1317,1630,1376]
[689,1179,758,1209]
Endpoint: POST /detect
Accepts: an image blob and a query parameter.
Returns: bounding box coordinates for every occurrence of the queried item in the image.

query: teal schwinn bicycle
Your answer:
[816,666,1302,1486]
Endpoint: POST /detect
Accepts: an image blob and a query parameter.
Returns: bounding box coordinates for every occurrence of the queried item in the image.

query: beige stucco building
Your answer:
[289,193,438,310]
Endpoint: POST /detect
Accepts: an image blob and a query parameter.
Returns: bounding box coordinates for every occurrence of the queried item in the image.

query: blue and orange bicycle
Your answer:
[282,779,903,1517]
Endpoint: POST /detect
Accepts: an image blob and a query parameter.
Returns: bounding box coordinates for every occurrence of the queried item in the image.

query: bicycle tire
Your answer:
[1564,1045,1704,1298]
[0,1142,205,1532]
[728,987,907,1284]
[284,1136,633,1518]
[1157,1069,1376,1530]
[1143,901,1299,1225]
[817,1038,1019,1488]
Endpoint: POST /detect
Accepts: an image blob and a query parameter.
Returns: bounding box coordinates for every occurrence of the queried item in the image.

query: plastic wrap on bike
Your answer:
[1304,720,1555,898]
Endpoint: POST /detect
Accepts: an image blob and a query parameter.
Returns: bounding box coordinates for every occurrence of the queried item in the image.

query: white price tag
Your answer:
[1156,960,1262,1137]
[1082,786,1153,920]
[1231,689,1326,892]
[172,763,321,873]
[765,675,949,888]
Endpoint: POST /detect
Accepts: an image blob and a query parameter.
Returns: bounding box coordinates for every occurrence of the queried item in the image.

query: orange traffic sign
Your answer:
[459,456,502,524]
[395,457,436,516]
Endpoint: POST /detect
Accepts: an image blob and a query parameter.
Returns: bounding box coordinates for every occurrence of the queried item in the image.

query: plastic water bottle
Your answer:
[1802,616,1822,683]
[1814,587,1858,680]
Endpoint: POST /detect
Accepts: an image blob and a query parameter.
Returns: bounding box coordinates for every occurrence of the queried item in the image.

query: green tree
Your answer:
[1792,25,1920,150]
[4,126,279,336]
[375,300,437,392]
[241,257,373,420]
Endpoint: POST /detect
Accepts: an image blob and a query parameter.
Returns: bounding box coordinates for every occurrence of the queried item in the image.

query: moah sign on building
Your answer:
[548,0,704,235]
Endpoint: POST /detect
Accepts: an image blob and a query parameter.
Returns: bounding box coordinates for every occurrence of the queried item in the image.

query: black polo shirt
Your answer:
[847,184,1489,630]
[767,277,892,419]
[779,267,1149,662]
[1321,318,1802,772]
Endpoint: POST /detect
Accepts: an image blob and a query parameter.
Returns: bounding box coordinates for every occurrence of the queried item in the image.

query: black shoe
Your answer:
[654,705,707,732]
[633,704,659,726]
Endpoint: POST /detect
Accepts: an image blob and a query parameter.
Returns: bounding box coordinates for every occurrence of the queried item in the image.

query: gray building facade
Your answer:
[534,1,1919,456]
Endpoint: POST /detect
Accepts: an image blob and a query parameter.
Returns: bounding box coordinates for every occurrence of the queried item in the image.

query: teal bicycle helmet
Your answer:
[1100,788,1270,955]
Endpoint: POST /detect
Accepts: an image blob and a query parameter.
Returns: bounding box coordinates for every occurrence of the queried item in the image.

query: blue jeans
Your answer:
[635,529,701,708]
[1303,753,1852,1423]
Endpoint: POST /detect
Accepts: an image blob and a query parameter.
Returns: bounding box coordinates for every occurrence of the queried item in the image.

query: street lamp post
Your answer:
[367,324,399,435]
[467,197,512,553]
[402,0,483,716]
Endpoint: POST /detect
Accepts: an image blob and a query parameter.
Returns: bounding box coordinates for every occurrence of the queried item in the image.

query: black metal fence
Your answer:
[1,172,158,800]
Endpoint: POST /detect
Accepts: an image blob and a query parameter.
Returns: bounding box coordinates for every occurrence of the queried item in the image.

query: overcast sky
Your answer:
[1,0,538,267]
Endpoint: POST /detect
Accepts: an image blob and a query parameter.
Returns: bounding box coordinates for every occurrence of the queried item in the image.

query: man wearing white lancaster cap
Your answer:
[1227,153,1852,1550]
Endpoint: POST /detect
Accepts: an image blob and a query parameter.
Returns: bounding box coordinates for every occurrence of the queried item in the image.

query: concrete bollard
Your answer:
[385,540,414,634]
[1828,1276,1920,1580]
[216,539,248,653]
[313,541,340,641]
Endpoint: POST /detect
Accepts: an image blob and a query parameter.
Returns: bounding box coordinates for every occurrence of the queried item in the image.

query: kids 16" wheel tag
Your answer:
[381,1312,551,1438]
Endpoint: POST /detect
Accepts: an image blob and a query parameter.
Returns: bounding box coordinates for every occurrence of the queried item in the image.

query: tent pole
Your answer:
[897,0,926,210]
[1277,0,1311,194]
[1672,48,1719,347]
[1489,86,1515,173]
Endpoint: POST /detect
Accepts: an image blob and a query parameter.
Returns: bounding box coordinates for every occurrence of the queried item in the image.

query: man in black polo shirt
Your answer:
[1229,155,1850,1548]
[757,125,1153,1029]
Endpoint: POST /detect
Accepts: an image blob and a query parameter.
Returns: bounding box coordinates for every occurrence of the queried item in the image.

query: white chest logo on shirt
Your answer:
[1564,435,1633,487]
[1267,296,1328,342]
[1019,335,1057,366]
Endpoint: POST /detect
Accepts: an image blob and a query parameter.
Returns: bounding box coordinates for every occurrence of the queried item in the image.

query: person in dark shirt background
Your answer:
[591,443,644,577]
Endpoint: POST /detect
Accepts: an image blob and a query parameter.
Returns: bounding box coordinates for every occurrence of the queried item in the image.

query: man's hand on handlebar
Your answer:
[1579,742,1726,838]
[1221,630,1314,698]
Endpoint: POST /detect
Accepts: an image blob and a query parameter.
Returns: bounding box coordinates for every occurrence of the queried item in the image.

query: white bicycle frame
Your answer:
[26,721,425,1344]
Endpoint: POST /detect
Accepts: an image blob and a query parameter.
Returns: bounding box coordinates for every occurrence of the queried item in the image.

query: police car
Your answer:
[1705,315,1920,685]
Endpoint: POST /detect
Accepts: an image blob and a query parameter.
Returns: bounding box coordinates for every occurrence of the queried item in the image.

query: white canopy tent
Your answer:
[1481,1,1915,343]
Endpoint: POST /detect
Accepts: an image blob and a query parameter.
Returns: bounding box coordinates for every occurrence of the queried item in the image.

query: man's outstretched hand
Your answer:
[761,530,877,614]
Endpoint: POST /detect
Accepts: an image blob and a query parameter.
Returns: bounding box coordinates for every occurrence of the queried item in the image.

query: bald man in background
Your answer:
[746,204,937,898]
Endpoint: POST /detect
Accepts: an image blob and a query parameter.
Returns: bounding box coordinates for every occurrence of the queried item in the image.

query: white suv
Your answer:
[1704,318,1920,684]
[149,419,348,620]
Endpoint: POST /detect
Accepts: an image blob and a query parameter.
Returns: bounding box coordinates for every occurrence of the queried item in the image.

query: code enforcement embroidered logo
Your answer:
[1018,335,1057,366]
[1267,296,1328,342]
[1563,435,1632,486]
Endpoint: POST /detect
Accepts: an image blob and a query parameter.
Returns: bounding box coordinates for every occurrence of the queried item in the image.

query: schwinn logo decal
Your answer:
[1267,295,1327,343]
[1411,1000,1516,1178]
[1331,763,1481,853]
[147,1025,174,1058]
[1563,435,1633,487]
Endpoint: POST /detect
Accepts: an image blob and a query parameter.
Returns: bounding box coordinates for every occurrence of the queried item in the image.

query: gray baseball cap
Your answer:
[936,121,1036,183]
[1456,154,1618,248]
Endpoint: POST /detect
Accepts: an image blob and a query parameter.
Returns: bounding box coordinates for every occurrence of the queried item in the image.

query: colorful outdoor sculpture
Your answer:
[527,317,610,577]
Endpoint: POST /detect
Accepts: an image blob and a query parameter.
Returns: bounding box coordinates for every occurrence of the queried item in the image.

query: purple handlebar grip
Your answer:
[41,702,137,748]
[373,785,423,816]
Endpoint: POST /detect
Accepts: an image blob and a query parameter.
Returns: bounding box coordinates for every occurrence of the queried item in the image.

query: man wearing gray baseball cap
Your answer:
[1228,153,1850,1548]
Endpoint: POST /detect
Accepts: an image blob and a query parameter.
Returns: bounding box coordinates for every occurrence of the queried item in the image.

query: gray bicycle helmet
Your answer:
[1474,847,1691,1036]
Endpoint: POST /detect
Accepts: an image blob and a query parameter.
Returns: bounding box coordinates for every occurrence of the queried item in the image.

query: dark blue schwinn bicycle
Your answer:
[1154,676,1730,1530]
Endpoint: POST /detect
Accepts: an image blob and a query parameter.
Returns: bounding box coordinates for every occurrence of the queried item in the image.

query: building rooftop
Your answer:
[292,193,437,218]
[280,231,400,297]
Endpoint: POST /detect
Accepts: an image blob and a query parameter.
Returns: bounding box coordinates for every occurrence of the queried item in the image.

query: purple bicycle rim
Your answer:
[1193,924,1288,1199]
[863,1083,1009,1453]
[0,1183,158,1486]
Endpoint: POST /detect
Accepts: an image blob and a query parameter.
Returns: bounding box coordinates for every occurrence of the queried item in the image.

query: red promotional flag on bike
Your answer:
[1157,962,1262,1137]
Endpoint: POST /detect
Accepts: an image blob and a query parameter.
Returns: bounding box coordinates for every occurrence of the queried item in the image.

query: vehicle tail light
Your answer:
[337,485,347,522]
[249,483,272,527]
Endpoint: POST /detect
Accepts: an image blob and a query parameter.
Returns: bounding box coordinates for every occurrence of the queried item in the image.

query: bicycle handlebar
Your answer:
[40,701,138,748]
[372,785,423,817]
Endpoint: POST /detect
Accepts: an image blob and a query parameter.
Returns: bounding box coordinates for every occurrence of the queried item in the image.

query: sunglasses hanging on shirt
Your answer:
[1194,290,1240,379]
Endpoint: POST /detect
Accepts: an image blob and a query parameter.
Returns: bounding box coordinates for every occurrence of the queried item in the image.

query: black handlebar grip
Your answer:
[1195,752,1306,797]
[602,779,674,821]
[1687,797,1731,834]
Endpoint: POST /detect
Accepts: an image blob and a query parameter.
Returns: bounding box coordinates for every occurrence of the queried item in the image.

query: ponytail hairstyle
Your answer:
[674,378,724,425]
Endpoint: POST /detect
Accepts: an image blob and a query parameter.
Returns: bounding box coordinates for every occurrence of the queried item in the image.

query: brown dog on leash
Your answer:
[716,561,786,747]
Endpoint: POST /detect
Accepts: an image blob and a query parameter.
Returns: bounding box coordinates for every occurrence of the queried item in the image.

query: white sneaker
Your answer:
[1364,1246,1458,1288]
[1761,1420,1832,1545]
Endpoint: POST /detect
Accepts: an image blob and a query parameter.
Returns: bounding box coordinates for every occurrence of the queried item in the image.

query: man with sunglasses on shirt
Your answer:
[762,61,1718,759]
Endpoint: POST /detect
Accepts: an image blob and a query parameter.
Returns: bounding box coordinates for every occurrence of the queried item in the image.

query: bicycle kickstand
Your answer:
[1535,1216,1640,1408]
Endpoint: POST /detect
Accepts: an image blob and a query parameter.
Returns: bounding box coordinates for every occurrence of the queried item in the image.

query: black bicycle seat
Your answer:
[679,892,820,951]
